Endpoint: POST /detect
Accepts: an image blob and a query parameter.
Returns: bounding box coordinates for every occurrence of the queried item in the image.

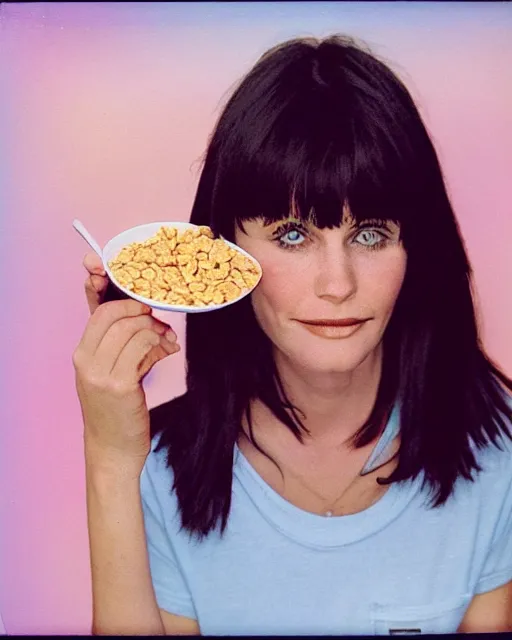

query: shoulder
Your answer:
[472,389,512,477]
[140,431,177,515]
[472,435,512,491]
[139,432,189,544]
[462,400,512,517]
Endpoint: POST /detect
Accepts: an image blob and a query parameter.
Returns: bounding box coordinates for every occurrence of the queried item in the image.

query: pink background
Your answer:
[1,2,511,634]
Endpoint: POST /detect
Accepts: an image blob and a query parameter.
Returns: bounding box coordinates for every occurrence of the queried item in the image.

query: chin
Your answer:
[263,319,384,376]
[284,345,376,376]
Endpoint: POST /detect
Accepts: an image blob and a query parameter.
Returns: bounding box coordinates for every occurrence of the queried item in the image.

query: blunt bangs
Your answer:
[206,37,434,241]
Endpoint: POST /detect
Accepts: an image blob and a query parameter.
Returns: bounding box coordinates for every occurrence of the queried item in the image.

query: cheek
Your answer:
[251,258,304,313]
[233,233,294,318]
[363,251,407,312]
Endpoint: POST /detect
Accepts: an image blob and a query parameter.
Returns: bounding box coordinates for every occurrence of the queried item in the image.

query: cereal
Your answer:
[163,266,181,285]
[161,227,177,240]
[115,248,135,264]
[189,282,206,293]
[209,239,233,264]
[108,225,261,308]
[155,253,176,267]
[210,263,230,281]
[242,271,260,288]
[149,287,167,303]
[195,236,214,253]
[229,268,247,290]
[216,281,242,302]
[124,265,141,280]
[176,253,192,265]
[134,247,157,263]
[141,267,157,281]
[197,226,214,239]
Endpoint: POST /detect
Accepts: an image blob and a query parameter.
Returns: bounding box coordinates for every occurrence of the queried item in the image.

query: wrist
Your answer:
[84,440,148,482]
[85,460,143,506]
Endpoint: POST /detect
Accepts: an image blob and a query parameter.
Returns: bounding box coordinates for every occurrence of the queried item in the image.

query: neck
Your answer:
[272,344,383,446]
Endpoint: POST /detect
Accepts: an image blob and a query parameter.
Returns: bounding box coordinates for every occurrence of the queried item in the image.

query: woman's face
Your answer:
[234,210,407,375]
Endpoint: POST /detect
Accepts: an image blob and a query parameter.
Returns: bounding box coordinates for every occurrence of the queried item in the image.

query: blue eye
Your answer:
[354,229,384,248]
[276,226,306,249]
[282,229,304,245]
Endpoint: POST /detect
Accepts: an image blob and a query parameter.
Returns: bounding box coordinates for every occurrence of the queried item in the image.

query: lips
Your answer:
[296,317,369,339]
[299,318,367,327]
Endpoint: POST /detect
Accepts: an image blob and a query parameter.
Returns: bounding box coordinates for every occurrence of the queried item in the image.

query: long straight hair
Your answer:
[151,35,512,538]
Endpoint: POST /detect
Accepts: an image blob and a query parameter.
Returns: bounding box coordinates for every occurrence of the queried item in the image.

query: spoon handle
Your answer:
[72,219,104,259]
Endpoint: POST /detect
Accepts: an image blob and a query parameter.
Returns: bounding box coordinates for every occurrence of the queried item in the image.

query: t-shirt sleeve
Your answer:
[474,436,512,595]
[140,451,197,619]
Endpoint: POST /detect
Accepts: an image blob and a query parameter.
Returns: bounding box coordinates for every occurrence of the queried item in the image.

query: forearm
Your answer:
[86,461,165,636]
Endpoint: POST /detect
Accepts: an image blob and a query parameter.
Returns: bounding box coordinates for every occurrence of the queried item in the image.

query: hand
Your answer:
[83,252,110,313]
[74,253,180,472]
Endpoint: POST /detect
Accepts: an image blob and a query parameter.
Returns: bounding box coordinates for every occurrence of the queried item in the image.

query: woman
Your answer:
[74,35,512,635]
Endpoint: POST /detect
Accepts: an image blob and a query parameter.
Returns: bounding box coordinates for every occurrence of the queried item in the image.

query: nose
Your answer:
[313,241,357,304]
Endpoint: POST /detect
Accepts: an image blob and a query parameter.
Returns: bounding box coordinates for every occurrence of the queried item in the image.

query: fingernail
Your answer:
[165,328,175,341]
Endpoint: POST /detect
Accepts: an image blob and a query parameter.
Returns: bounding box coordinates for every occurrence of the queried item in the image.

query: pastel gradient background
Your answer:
[1,1,511,634]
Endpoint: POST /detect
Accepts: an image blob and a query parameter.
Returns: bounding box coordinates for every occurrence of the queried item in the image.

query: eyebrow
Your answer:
[263,214,400,234]
[262,216,304,228]
[264,216,395,230]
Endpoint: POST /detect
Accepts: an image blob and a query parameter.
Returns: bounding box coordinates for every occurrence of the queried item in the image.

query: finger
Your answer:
[94,314,172,374]
[83,252,106,276]
[159,325,177,344]
[111,330,179,383]
[85,274,109,315]
[77,299,152,356]
[138,336,181,380]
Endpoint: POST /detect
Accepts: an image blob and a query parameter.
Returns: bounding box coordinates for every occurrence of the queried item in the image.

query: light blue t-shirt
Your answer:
[140,406,512,635]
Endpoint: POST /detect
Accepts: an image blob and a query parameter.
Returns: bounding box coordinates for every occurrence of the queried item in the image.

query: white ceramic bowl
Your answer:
[102,221,262,313]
